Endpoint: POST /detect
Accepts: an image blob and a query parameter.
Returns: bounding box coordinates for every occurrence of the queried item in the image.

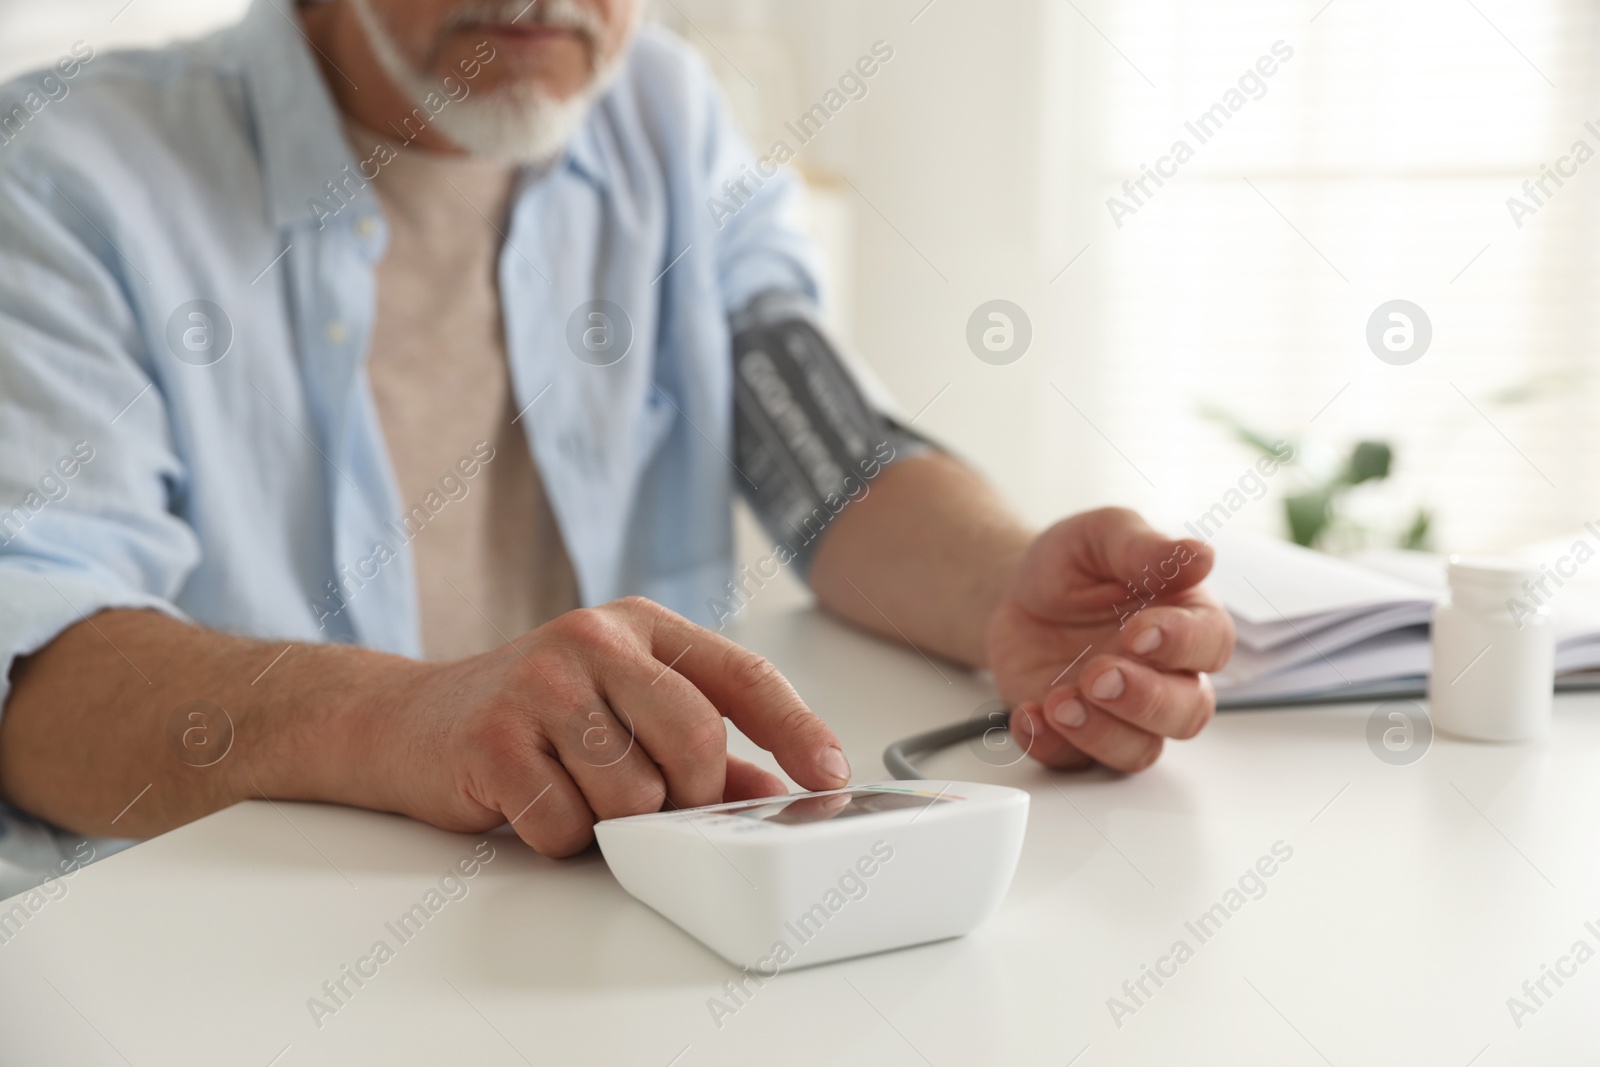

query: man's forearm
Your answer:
[0,610,419,837]
[808,451,1033,668]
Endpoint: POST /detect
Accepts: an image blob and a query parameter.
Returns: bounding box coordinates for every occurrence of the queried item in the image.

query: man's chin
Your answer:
[431,91,596,166]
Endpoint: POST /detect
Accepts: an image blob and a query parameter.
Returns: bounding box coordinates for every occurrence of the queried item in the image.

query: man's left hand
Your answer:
[985,508,1236,772]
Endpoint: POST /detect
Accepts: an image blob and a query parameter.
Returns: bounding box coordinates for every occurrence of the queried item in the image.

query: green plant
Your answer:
[1202,408,1432,551]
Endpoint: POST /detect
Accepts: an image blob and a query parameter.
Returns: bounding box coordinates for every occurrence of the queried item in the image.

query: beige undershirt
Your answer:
[347,121,579,661]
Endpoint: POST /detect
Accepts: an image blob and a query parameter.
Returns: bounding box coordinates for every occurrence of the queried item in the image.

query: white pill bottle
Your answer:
[1427,555,1554,741]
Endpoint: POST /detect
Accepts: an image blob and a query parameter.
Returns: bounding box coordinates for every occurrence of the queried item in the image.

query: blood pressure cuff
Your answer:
[731,291,930,576]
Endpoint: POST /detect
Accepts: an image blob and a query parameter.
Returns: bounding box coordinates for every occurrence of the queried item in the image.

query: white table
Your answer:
[3,607,1599,1066]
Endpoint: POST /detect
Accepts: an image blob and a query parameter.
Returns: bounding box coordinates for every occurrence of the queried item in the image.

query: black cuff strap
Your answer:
[730,292,928,575]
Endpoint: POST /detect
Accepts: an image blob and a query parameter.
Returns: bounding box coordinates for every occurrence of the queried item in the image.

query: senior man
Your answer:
[0,0,1234,866]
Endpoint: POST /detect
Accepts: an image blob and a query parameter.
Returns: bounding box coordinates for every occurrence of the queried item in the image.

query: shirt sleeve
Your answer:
[699,70,823,315]
[693,69,936,574]
[0,164,197,716]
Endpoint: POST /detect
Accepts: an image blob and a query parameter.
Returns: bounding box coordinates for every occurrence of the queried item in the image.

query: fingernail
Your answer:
[1049,698,1087,729]
[819,746,851,783]
[1090,668,1126,701]
[1130,627,1162,654]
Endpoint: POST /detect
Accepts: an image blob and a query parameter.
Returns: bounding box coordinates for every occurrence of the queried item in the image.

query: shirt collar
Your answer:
[562,117,609,191]
[231,0,609,232]
[233,0,363,231]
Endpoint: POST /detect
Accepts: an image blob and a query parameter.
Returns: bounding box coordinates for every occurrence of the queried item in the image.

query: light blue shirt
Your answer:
[0,0,826,718]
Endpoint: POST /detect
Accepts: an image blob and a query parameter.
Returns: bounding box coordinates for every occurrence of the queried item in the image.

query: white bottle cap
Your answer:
[1446,554,1537,592]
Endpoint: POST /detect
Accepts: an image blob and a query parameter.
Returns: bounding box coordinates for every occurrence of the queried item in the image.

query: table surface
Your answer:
[2,607,1599,1067]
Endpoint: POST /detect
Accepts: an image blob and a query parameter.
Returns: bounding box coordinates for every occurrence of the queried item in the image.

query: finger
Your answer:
[1081,508,1215,594]
[619,598,850,791]
[550,697,673,820]
[1021,508,1215,616]
[496,752,599,858]
[1118,595,1236,673]
[724,755,788,802]
[1073,655,1215,740]
[1041,687,1165,773]
[1009,702,1094,770]
[600,660,729,810]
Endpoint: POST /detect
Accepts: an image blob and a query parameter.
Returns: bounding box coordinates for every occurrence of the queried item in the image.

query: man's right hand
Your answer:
[0,598,849,854]
[361,596,851,857]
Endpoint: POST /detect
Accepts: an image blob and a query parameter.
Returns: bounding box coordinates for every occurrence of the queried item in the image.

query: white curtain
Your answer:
[1045,0,1600,551]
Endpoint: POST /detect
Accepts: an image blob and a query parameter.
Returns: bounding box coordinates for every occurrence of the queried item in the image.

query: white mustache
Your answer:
[444,0,607,43]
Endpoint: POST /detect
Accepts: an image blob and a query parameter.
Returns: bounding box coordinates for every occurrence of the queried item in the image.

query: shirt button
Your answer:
[356,216,379,238]
[326,321,348,344]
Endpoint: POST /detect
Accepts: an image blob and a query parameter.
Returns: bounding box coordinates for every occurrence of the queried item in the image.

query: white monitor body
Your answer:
[595,780,1029,971]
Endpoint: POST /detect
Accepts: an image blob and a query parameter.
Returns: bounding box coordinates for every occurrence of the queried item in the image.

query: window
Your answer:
[1067,0,1600,551]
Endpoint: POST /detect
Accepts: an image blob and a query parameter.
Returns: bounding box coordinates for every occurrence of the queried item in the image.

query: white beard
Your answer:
[426,82,599,165]
[348,0,621,165]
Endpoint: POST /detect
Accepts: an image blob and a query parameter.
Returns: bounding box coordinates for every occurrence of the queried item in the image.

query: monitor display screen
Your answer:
[717,788,950,825]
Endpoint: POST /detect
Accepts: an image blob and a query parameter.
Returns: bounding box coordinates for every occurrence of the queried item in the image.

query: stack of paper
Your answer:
[1207,532,1600,707]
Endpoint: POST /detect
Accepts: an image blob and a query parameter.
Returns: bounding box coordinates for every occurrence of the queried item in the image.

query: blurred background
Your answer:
[4,0,1597,578]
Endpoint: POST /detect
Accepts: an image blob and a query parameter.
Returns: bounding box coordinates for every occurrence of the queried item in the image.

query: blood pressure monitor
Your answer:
[595,780,1028,971]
